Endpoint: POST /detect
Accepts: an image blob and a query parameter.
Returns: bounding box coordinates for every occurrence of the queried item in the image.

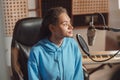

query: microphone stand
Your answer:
[86,25,120,62]
[89,13,120,32]
[90,26,120,32]
[86,15,120,62]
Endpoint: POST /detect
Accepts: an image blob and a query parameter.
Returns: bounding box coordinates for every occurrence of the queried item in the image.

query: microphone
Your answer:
[87,16,96,46]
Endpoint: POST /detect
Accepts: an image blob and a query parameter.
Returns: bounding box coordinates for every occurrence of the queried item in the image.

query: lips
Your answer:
[68,31,73,34]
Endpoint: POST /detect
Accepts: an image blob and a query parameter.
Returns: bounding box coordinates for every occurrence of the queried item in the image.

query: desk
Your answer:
[82,50,120,78]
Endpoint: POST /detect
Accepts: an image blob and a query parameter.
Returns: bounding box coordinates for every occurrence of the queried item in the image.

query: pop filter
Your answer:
[76,34,90,56]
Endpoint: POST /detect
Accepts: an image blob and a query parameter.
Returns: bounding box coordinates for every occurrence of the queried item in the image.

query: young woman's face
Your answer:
[51,13,73,38]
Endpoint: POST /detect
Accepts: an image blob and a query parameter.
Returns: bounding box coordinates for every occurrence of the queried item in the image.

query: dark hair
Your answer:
[39,7,68,39]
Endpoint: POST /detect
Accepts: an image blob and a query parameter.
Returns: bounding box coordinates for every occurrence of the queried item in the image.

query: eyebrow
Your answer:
[61,21,68,24]
[60,20,71,24]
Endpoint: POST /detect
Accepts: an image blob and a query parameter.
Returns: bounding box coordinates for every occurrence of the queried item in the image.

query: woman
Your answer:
[28,7,84,80]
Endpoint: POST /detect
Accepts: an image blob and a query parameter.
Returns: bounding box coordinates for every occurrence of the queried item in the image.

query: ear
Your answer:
[49,24,55,32]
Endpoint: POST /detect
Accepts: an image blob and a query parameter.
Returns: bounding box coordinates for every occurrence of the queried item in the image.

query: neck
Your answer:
[49,36,63,47]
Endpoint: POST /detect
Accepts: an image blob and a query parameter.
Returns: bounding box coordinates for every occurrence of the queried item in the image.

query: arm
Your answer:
[28,48,41,80]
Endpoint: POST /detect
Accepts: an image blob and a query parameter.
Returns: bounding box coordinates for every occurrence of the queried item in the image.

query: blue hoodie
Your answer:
[28,37,84,80]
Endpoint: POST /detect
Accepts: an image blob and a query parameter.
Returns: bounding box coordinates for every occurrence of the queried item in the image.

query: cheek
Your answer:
[54,28,62,35]
[55,26,67,35]
[55,29,65,36]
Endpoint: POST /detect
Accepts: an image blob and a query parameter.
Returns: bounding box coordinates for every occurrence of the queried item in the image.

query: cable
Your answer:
[87,50,120,62]
[96,13,107,27]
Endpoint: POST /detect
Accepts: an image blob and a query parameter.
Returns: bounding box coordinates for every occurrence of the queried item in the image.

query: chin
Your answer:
[67,35,73,37]
[64,33,73,37]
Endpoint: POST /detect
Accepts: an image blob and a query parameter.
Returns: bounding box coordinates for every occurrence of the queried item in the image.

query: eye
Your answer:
[62,23,68,26]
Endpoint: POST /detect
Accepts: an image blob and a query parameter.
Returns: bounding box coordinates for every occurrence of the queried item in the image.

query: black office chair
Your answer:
[11,17,42,80]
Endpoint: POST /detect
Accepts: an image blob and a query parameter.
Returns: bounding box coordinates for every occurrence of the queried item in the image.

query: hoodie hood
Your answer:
[37,38,67,53]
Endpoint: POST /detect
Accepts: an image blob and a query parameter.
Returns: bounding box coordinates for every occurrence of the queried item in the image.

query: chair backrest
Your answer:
[11,17,42,80]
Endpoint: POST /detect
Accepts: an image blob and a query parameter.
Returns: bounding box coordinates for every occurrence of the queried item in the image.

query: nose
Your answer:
[68,23,73,30]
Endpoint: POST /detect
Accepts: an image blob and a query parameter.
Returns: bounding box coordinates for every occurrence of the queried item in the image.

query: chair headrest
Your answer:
[13,17,42,46]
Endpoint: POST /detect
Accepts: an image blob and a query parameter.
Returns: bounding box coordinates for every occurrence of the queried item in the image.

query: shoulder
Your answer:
[64,37,78,45]
[65,37,81,51]
[65,37,82,57]
[65,37,76,43]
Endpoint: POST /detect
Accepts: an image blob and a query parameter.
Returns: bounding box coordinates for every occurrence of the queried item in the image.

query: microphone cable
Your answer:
[87,50,120,62]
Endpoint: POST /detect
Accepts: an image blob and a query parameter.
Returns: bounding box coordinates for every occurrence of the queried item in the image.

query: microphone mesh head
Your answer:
[87,28,96,46]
